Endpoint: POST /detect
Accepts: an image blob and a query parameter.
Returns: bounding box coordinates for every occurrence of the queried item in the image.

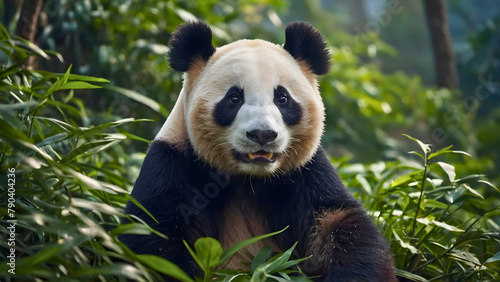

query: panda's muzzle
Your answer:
[234,130,279,163]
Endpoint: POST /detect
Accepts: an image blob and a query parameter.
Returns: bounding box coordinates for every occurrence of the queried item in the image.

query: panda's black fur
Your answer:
[167,22,215,72]
[120,21,396,281]
[284,22,331,76]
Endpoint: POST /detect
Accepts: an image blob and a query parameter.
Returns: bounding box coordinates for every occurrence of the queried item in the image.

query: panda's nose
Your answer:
[246,130,278,145]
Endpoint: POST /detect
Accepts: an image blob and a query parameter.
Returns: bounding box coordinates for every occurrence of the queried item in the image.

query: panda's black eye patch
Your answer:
[274,86,302,125]
[214,86,244,126]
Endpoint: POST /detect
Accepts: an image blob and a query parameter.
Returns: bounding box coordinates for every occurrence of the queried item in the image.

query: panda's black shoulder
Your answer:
[299,147,359,207]
[124,140,199,223]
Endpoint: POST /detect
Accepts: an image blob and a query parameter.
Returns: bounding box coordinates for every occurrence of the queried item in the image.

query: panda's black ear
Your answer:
[284,21,330,76]
[168,21,216,72]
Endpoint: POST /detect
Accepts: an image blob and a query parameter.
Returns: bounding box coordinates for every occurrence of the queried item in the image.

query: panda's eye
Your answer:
[275,86,289,105]
[230,94,242,104]
[276,93,288,104]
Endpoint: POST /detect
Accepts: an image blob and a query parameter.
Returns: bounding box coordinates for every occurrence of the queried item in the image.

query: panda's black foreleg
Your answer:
[292,147,396,281]
[119,140,198,278]
[303,207,397,282]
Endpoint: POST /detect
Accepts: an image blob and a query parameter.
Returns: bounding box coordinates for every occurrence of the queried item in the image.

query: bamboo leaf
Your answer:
[484,251,500,264]
[403,134,431,154]
[455,174,485,184]
[428,146,472,159]
[183,240,205,272]
[0,23,10,39]
[72,118,151,139]
[449,251,481,266]
[431,220,464,233]
[220,226,288,263]
[0,118,29,142]
[118,131,151,144]
[65,169,119,194]
[136,255,195,282]
[427,145,453,160]
[436,162,456,182]
[251,246,273,273]
[264,243,297,274]
[15,37,50,59]
[109,223,152,237]
[20,140,54,160]
[0,101,37,126]
[35,71,110,83]
[390,170,422,188]
[463,184,484,199]
[72,264,144,280]
[104,85,169,115]
[356,174,372,195]
[477,180,500,192]
[0,59,26,79]
[36,132,68,147]
[125,194,160,224]
[43,49,64,62]
[61,140,114,163]
[425,186,457,196]
[394,269,428,282]
[272,256,311,274]
[71,198,123,216]
[423,199,448,209]
[61,65,72,85]
[57,81,103,90]
[450,150,472,157]
[392,229,418,254]
[409,151,424,161]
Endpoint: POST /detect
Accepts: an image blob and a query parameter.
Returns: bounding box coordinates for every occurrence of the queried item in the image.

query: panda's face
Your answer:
[185,40,324,177]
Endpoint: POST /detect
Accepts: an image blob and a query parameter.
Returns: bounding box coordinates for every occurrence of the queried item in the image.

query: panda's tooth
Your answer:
[267,152,273,159]
[248,153,255,160]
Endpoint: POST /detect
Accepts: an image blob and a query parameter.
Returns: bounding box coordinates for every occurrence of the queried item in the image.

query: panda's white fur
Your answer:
[156,39,324,177]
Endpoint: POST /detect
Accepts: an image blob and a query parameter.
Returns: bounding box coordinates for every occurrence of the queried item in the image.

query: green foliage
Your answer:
[336,135,500,280]
[179,227,311,282]
[319,33,470,163]
[0,25,164,281]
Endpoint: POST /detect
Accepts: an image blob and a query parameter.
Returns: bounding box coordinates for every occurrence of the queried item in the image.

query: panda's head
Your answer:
[165,21,330,177]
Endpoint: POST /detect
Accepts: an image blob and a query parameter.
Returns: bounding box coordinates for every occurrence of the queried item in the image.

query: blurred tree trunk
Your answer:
[350,0,367,25]
[424,0,459,89]
[15,0,43,69]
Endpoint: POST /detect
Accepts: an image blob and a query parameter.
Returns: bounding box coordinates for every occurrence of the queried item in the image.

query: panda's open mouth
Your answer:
[234,150,277,163]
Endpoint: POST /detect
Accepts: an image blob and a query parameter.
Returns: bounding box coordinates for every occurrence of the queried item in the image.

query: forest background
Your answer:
[1,0,499,281]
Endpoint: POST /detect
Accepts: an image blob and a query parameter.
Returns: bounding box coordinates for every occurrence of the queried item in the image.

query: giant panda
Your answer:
[120,21,396,281]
